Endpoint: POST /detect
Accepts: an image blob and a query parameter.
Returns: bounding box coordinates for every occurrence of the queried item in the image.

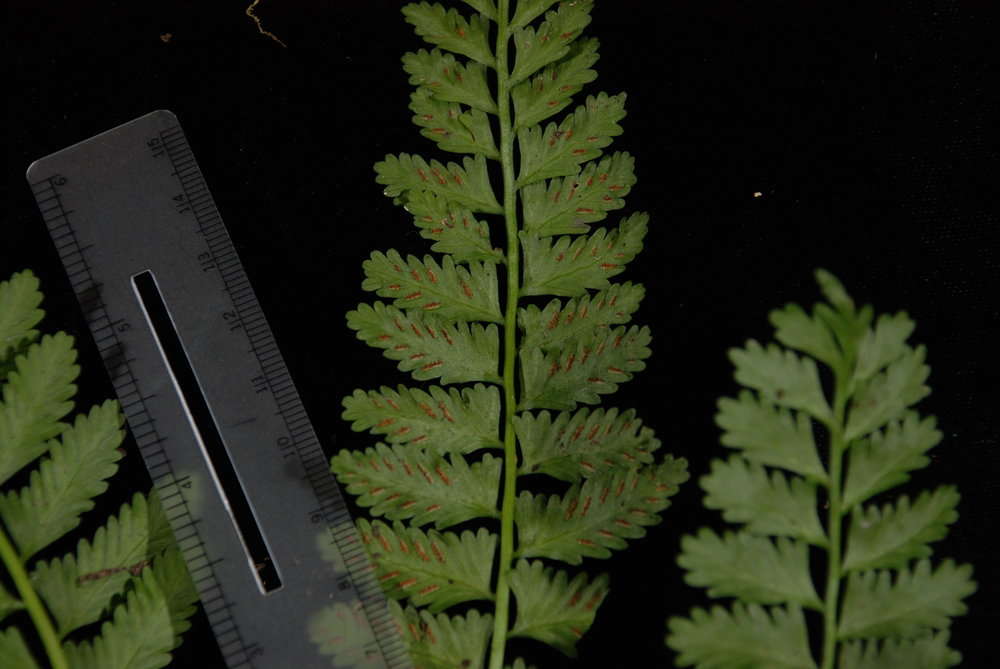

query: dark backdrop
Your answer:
[5,1,997,667]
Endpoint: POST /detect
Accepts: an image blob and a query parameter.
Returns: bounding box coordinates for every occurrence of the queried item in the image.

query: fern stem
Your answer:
[819,373,850,669]
[0,524,68,669]
[488,1,518,667]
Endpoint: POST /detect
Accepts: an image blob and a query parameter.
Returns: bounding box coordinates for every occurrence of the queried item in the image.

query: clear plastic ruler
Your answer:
[26,110,411,669]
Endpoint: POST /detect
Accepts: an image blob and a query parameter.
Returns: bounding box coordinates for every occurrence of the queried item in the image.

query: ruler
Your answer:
[26,110,411,669]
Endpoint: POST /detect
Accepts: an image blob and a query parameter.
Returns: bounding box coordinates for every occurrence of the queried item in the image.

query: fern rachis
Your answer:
[666,270,977,669]
[327,1,688,667]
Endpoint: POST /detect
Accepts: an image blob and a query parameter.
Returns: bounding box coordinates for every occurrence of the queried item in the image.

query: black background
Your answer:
[4,1,998,667]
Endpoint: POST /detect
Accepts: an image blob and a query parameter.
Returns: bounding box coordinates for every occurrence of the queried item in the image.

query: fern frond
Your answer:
[331,443,500,529]
[519,324,652,411]
[668,271,976,669]
[838,560,975,640]
[508,559,608,657]
[520,212,647,297]
[0,400,124,560]
[521,151,634,237]
[362,250,502,322]
[516,92,627,187]
[515,458,687,564]
[403,2,494,65]
[410,88,500,158]
[404,49,497,113]
[716,390,827,481]
[343,383,502,453]
[376,153,502,213]
[393,601,494,669]
[518,281,644,353]
[0,270,44,362]
[405,190,504,264]
[677,529,822,609]
[308,600,380,668]
[340,3,687,665]
[0,332,78,484]
[667,603,817,669]
[511,37,599,131]
[515,406,659,481]
[702,456,827,546]
[358,518,496,612]
[348,302,501,384]
[843,487,959,572]
[0,271,198,669]
[509,0,593,84]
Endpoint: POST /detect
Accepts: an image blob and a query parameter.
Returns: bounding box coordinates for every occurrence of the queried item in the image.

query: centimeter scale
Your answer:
[26,110,411,669]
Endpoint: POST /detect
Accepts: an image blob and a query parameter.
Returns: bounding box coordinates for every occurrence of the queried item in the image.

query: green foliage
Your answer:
[0,269,197,669]
[330,1,687,667]
[666,271,976,669]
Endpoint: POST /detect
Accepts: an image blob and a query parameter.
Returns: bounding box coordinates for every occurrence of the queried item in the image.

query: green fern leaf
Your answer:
[729,339,832,423]
[667,603,818,669]
[838,631,961,669]
[508,559,608,657]
[520,212,647,297]
[844,345,930,441]
[519,324,652,411]
[0,627,37,669]
[0,400,124,560]
[516,92,627,187]
[403,2,493,66]
[843,412,940,510]
[515,457,687,564]
[509,0,559,30]
[668,271,976,668]
[331,443,500,528]
[404,49,497,113]
[347,302,501,383]
[376,153,502,213]
[518,281,644,353]
[340,3,687,664]
[702,456,827,546]
[716,390,827,481]
[515,406,659,481]
[0,270,44,361]
[362,250,502,322]
[843,487,959,572]
[343,383,502,453]
[358,518,496,612]
[677,529,822,609]
[308,600,381,668]
[521,151,635,237]
[0,332,78,484]
[61,568,174,669]
[511,37,599,131]
[393,601,494,669]
[838,560,976,640]
[31,491,172,636]
[410,88,500,158]
[404,190,505,264]
[509,0,593,84]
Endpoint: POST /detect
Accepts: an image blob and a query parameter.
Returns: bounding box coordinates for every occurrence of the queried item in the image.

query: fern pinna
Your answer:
[666,271,977,669]
[329,1,688,667]
[0,270,198,669]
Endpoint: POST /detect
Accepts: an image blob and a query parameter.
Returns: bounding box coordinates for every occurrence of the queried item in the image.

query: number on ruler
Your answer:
[147,137,165,158]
